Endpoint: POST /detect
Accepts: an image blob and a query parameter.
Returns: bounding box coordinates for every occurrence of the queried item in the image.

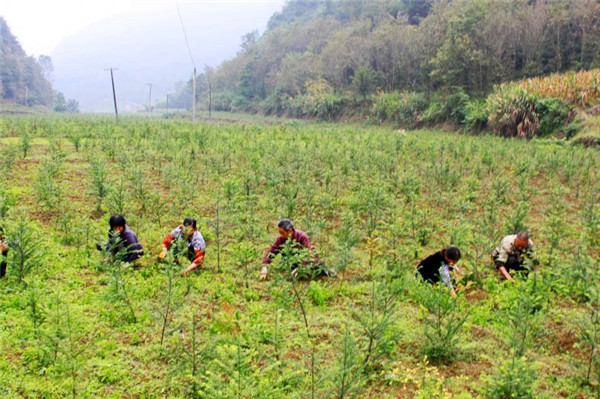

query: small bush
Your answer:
[371,91,428,128]
[463,99,488,131]
[483,357,536,399]
[306,281,332,306]
[424,88,470,125]
[536,97,576,137]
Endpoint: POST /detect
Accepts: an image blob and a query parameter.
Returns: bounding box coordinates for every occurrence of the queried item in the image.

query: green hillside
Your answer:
[182,0,600,137]
[0,17,54,108]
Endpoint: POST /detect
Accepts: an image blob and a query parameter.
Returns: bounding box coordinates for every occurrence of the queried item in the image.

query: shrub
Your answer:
[463,99,488,131]
[371,91,428,128]
[487,87,540,138]
[261,90,291,116]
[536,97,577,138]
[412,281,469,363]
[483,357,536,399]
[423,88,470,125]
[310,93,347,120]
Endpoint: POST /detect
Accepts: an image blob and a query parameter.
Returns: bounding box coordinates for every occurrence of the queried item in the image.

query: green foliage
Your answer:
[101,235,138,324]
[412,281,469,363]
[327,327,365,399]
[19,128,31,158]
[463,99,488,131]
[88,156,110,213]
[423,88,470,125]
[578,296,600,391]
[371,91,428,128]
[0,17,54,107]
[536,97,577,138]
[487,85,578,138]
[352,281,398,370]
[153,243,186,345]
[177,0,600,121]
[483,356,536,399]
[0,117,598,397]
[352,65,378,100]
[5,216,43,284]
[306,280,333,306]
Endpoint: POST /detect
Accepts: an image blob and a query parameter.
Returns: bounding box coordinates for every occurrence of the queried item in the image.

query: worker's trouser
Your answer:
[495,255,530,280]
[1,259,6,278]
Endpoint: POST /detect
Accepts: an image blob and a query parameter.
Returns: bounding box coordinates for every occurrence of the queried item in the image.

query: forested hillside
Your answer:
[0,17,54,108]
[189,0,600,132]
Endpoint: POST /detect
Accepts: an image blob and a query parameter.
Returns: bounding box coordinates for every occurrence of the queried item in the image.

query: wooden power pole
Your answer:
[192,67,196,121]
[105,68,119,121]
[147,83,153,117]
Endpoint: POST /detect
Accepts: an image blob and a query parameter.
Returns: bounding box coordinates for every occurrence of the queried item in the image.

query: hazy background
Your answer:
[2,0,283,111]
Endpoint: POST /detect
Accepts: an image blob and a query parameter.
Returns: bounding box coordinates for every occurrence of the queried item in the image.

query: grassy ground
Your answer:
[0,115,598,398]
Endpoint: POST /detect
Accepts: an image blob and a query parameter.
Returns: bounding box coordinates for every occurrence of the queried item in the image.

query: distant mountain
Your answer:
[0,17,54,107]
[51,2,282,112]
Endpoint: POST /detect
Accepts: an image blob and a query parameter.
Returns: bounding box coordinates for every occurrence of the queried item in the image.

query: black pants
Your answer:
[1,259,6,278]
[503,255,530,273]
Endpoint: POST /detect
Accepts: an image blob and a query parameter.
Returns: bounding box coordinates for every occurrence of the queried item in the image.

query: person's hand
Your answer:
[158,249,167,260]
[180,264,196,277]
[259,266,268,280]
[0,242,7,252]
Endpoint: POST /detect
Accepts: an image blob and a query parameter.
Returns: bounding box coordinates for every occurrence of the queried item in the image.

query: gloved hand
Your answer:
[259,266,268,280]
[158,249,167,260]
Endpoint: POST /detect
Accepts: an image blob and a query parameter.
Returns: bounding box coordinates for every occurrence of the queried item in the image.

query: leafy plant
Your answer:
[6,216,43,284]
[412,281,469,362]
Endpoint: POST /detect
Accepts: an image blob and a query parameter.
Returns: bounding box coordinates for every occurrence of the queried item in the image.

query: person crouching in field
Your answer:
[260,219,329,280]
[416,246,462,297]
[97,214,144,263]
[159,217,206,277]
[0,226,8,279]
[492,232,539,281]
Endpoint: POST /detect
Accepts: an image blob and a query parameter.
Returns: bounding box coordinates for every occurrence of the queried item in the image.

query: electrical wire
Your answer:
[174,0,196,69]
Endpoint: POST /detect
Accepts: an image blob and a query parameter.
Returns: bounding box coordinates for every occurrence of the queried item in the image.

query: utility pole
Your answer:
[166,94,169,114]
[147,83,153,117]
[192,67,196,121]
[105,68,119,121]
[209,83,212,119]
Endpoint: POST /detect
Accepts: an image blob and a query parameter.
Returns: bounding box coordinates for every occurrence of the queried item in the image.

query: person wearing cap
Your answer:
[260,219,323,280]
[159,217,206,277]
[416,246,462,297]
[0,226,8,278]
[97,214,144,263]
[492,232,539,281]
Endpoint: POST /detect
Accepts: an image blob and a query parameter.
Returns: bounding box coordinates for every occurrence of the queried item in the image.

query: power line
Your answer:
[174,0,196,69]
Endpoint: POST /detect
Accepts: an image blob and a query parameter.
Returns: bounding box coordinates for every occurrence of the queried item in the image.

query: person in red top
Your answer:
[0,226,8,279]
[159,217,206,277]
[260,219,323,280]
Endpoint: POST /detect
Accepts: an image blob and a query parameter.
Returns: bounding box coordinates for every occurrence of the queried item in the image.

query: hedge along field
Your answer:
[0,116,598,398]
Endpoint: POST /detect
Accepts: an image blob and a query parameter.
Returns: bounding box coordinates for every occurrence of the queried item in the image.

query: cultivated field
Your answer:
[0,116,598,398]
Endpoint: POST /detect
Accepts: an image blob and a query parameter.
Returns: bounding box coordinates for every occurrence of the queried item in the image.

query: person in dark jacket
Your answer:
[159,217,206,276]
[97,214,144,263]
[416,246,461,297]
[260,219,325,280]
[0,226,8,278]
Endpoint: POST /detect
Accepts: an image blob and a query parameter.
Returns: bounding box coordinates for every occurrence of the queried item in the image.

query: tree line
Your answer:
[183,0,600,118]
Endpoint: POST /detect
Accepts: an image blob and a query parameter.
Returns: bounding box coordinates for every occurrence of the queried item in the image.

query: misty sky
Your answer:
[2,0,283,56]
